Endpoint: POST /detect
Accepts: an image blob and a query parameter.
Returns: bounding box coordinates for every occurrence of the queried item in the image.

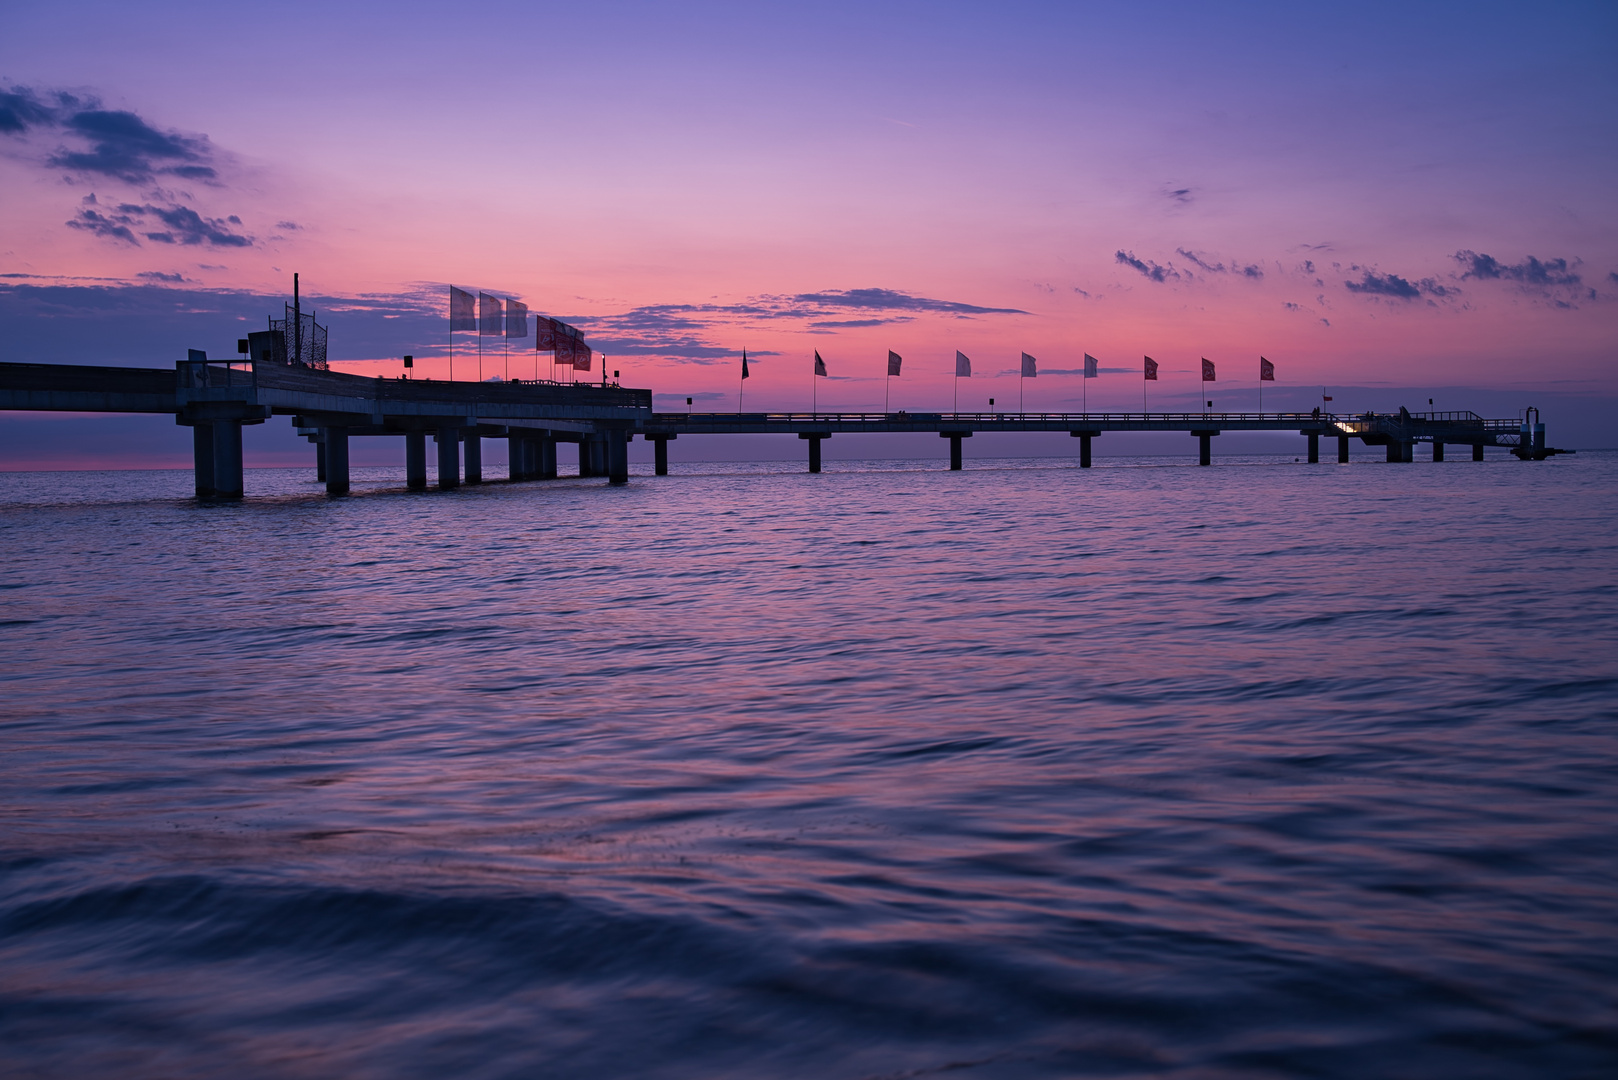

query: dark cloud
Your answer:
[46,108,215,183]
[0,86,61,133]
[1174,248,1263,280]
[1344,268,1450,300]
[1115,250,1179,283]
[63,195,250,248]
[137,271,187,283]
[1240,263,1263,279]
[1163,186,1192,204]
[275,221,301,231]
[1454,250,1582,290]
[808,318,911,328]
[1176,248,1224,274]
[790,288,1025,315]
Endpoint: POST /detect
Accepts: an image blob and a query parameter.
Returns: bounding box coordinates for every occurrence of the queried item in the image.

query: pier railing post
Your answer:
[435,429,460,488]
[324,427,349,495]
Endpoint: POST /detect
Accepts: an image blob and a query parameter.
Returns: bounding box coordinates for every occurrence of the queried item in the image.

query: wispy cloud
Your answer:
[64,194,250,247]
[1115,250,1179,283]
[1453,250,1586,306]
[790,288,1025,315]
[1343,267,1451,301]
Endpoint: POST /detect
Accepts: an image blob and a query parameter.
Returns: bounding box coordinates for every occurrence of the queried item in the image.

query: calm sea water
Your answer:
[2,452,1615,1079]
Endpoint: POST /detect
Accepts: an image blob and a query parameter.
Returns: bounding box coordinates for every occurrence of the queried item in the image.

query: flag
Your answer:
[741,349,750,379]
[535,317,557,351]
[479,293,503,336]
[1083,353,1098,379]
[1144,355,1158,380]
[1323,395,1333,402]
[1202,357,1216,381]
[551,321,573,364]
[506,299,528,338]
[573,342,592,372]
[814,351,827,377]
[1021,352,1037,378]
[955,350,971,377]
[888,350,902,376]
[1260,356,1275,381]
[449,286,476,330]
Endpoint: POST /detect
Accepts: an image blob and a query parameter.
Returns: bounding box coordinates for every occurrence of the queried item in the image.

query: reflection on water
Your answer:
[2,455,1616,1077]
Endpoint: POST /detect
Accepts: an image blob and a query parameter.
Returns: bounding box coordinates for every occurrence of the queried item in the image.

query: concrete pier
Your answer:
[406,432,427,489]
[315,436,327,483]
[539,437,557,479]
[211,420,244,498]
[1307,431,1319,464]
[607,429,629,485]
[1070,430,1098,468]
[1433,441,1444,462]
[1339,435,1350,463]
[649,434,675,475]
[436,429,459,488]
[1473,443,1484,461]
[192,424,215,498]
[463,433,482,485]
[1193,430,1218,466]
[800,432,828,473]
[944,431,970,470]
[323,428,349,494]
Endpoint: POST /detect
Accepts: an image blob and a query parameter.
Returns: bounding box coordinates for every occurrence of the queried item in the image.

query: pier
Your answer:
[0,359,1562,498]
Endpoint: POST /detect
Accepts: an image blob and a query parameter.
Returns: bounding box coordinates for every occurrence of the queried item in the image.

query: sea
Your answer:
[2,451,1615,1079]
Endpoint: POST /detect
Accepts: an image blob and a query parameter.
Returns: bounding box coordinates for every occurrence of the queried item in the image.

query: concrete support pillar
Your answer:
[1534,423,1546,458]
[1473,443,1485,462]
[1193,431,1216,466]
[436,429,460,488]
[590,436,608,477]
[1386,442,1401,463]
[406,432,428,489]
[942,431,969,470]
[463,433,482,485]
[192,423,215,498]
[324,428,350,495]
[539,438,557,479]
[607,429,629,485]
[652,435,673,476]
[1401,440,1414,463]
[1433,441,1444,462]
[799,433,828,473]
[1338,435,1350,463]
[315,437,327,483]
[1307,432,1319,464]
[507,436,527,481]
[1070,431,1098,468]
[577,437,597,478]
[211,420,244,498]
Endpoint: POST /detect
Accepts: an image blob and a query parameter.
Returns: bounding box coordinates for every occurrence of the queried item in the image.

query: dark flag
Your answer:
[888,350,902,376]
[1083,353,1098,379]
[1144,355,1159,380]
[479,293,503,336]
[1260,356,1275,381]
[553,322,576,365]
[1202,357,1216,381]
[573,342,592,372]
[450,286,476,330]
[741,349,751,379]
[1021,352,1037,378]
[955,350,972,377]
[536,317,557,351]
[814,351,827,377]
[506,299,529,338]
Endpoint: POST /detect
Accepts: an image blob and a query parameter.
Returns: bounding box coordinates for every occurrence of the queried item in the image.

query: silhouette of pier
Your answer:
[0,359,1563,498]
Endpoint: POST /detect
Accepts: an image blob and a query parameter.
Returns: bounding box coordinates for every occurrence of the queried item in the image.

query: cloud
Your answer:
[0,86,63,133]
[1174,248,1264,280]
[808,317,912,328]
[48,109,216,183]
[790,288,1025,315]
[1454,250,1582,292]
[64,194,250,247]
[1163,185,1192,204]
[275,221,301,231]
[137,271,186,283]
[1343,268,1450,300]
[1115,250,1179,283]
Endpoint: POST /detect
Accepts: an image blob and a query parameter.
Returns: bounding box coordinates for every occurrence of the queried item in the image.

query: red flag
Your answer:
[1143,356,1158,381]
[1260,356,1275,381]
[1201,357,1216,381]
[535,317,558,352]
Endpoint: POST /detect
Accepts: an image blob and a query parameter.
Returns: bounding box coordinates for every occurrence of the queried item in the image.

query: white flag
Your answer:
[1021,352,1037,378]
[1083,353,1098,378]
[955,350,972,377]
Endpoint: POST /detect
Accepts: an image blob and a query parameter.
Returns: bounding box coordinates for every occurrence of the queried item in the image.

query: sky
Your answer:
[2,0,1616,450]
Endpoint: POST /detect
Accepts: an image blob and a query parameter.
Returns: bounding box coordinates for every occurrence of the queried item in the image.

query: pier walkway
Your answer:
[0,359,1559,499]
